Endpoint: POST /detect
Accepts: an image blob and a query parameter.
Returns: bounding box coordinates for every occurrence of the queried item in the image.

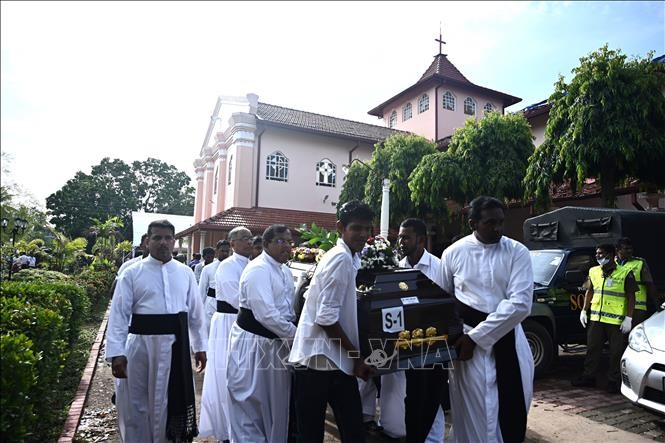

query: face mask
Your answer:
[597,257,610,266]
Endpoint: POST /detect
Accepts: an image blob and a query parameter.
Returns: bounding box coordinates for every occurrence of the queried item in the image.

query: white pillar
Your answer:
[199,231,208,253]
[380,178,390,238]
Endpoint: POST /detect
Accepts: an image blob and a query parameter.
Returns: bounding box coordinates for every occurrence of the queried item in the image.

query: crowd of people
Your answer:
[105,195,656,443]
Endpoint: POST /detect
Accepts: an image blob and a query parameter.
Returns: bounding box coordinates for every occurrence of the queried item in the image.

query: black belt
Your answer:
[236,307,278,340]
[207,288,216,298]
[129,313,198,440]
[217,300,238,314]
[455,300,526,443]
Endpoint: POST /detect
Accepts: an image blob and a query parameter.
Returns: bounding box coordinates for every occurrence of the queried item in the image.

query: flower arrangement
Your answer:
[359,235,399,271]
[292,246,325,263]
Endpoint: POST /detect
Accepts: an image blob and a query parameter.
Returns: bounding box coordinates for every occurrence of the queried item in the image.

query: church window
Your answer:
[266,151,288,182]
[213,166,219,194]
[483,102,495,113]
[402,103,412,121]
[443,91,455,111]
[418,94,429,113]
[316,158,336,187]
[227,156,233,185]
[389,111,397,128]
[464,97,476,116]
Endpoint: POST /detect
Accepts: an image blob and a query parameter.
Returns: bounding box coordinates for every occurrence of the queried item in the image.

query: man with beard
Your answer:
[439,196,534,443]
[199,227,253,443]
[226,224,297,442]
[106,219,207,442]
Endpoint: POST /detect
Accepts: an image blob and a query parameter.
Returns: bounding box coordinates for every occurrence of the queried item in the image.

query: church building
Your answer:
[176,44,521,253]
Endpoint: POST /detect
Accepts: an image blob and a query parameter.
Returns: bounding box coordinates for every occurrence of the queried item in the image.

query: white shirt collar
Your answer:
[337,238,361,270]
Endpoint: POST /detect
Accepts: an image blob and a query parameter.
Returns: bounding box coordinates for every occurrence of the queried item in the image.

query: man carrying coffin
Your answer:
[199,227,253,442]
[106,219,207,443]
[226,224,297,442]
[439,196,534,443]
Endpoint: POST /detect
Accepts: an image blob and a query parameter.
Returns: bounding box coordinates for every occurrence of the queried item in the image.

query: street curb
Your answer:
[58,302,112,443]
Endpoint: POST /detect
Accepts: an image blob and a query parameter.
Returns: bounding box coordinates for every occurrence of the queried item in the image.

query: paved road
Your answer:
[75,343,665,442]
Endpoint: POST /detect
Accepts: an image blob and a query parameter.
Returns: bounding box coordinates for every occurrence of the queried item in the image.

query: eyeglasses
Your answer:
[273,238,295,247]
[238,236,253,242]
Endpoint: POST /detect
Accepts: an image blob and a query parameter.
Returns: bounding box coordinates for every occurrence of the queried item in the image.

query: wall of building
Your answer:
[381,86,437,140]
[257,127,374,213]
[436,85,505,140]
[528,113,548,147]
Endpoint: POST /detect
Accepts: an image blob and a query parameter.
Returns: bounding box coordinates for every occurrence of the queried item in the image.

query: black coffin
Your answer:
[356,268,462,374]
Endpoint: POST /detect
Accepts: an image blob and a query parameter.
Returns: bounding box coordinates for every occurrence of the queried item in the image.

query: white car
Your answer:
[620,306,665,415]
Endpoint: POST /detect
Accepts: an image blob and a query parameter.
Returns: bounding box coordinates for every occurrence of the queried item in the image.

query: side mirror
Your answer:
[564,270,584,284]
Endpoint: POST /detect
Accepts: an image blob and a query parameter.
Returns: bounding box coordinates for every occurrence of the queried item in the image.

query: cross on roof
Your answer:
[435,23,447,56]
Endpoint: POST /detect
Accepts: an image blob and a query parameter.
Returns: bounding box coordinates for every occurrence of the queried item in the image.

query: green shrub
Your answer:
[0,333,38,441]
[74,268,115,310]
[12,268,71,283]
[1,280,89,343]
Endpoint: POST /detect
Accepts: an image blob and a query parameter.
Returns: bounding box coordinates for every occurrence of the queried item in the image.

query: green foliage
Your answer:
[49,230,91,273]
[410,112,534,218]
[12,268,71,283]
[296,223,339,251]
[74,268,116,310]
[365,134,438,225]
[1,333,38,441]
[1,280,89,343]
[525,45,665,207]
[337,162,369,213]
[46,157,195,239]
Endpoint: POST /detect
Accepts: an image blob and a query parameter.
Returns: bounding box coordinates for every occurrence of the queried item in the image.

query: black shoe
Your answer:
[606,382,620,394]
[571,376,595,388]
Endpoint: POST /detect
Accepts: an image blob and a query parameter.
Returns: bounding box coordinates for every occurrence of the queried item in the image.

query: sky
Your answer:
[2,1,663,209]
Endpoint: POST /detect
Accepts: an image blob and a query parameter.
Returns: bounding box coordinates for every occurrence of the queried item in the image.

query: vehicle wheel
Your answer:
[523,319,554,378]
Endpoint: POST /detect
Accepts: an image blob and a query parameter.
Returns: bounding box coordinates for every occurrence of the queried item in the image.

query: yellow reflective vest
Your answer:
[588,265,631,325]
[617,258,646,311]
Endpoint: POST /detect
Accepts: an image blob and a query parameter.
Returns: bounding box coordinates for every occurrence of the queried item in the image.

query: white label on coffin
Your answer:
[401,296,419,305]
[382,306,405,333]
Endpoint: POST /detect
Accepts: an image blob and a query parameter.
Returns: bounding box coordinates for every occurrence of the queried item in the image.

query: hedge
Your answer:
[0,333,38,441]
[1,280,89,343]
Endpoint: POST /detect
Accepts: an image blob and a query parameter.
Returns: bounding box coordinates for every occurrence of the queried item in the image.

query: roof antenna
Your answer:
[435,21,447,56]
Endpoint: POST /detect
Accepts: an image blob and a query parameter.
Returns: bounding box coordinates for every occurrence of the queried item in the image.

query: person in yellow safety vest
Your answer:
[571,243,637,394]
[615,237,660,327]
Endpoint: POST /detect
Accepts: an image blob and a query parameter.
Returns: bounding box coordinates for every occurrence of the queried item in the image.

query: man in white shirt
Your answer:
[199,227,253,442]
[226,224,297,443]
[116,234,150,277]
[199,240,232,335]
[289,201,375,443]
[105,219,207,443]
[194,246,216,284]
[439,196,534,443]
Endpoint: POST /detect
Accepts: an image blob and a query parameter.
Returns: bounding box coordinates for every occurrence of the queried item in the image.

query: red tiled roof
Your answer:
[175,207,338,237]
[256,102,403,143]
[368,54,521,117]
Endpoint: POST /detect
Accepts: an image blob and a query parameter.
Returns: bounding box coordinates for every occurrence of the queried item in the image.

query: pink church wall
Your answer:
[381,86,437,140]
[257,127,373,213]
[193,175,204,223]
[437,86,504,140]
[528,113,548,147]
[215,156,227,214]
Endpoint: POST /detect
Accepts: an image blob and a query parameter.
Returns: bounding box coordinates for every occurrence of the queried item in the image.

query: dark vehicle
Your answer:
[523,207,665,376]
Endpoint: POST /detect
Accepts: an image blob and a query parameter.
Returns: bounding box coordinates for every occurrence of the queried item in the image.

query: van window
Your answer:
[530,251,565,286]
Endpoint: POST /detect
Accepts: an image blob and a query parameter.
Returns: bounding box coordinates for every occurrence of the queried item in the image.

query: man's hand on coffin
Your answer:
[195,351,207,373]
[353,359,375,381]
[111,356,128,378]
[454,334,477,361]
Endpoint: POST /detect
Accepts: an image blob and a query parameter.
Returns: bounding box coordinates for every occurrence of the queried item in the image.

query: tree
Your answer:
[524,45,665,207]
[336,162,369,213]
[340,134,436,226]
[410,111,534,216]
[46,157,195,239]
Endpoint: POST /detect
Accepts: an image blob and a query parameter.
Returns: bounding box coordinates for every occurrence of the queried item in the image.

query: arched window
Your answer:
[402,103,412,121]
[266,151,288,182]
[464,97,476,116]
[418,94,429,113]
[443,91,455,111]
[316,158,336,187]
[227,156,233,185]
[483,102,495,114]
[389,111,397,128]
[213,166,219,194]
